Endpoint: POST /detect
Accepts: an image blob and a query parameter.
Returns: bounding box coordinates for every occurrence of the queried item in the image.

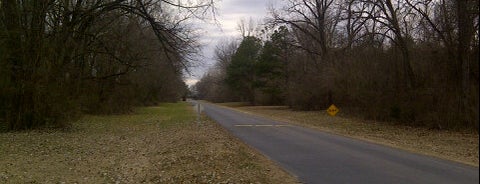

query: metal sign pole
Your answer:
[197,103,201,125]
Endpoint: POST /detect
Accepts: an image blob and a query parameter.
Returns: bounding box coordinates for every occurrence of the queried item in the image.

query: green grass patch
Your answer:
[78,102,195,132]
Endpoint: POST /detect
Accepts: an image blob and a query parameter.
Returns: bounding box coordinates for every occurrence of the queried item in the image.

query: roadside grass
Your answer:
[215,103,479,167]
[0,102,297,183]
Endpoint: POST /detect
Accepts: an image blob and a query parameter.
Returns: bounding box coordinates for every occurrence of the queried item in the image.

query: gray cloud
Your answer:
[184,0,282,86]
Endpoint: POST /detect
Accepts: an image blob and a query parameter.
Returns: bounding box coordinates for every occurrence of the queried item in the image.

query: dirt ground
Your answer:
[0,103,298,183]
[217,103,479,167]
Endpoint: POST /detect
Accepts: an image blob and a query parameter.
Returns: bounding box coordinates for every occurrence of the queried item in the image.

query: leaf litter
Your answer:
[0,103,298,183]
[221,104,479,167]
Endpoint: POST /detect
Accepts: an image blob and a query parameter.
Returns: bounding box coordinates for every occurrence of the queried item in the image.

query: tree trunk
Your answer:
[401,46,416,89]
[2,0,24,130]
[456,0,475,126]
[384,0,416,90]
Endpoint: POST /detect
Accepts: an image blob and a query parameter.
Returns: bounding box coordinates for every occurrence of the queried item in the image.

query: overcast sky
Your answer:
[184,0,281,86]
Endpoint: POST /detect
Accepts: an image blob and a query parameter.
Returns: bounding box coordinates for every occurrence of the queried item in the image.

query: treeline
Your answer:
[195,0,479,130]
[0,0,212,131]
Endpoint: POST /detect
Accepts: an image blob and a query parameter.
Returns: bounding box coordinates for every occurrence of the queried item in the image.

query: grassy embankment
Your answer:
[216,102,479,167]
[0,102,297,183]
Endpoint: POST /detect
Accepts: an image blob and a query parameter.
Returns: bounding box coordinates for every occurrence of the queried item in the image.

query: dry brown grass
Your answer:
[216,104,479,167]
[0,103,297,183]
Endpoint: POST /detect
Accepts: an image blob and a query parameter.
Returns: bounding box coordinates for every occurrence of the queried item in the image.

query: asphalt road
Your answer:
[198,102,479,184]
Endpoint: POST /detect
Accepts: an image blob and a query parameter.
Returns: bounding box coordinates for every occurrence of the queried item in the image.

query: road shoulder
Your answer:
[211,102,479,167]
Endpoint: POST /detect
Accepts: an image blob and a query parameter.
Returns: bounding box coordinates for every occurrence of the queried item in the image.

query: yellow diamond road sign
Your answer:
[327,104,339,116]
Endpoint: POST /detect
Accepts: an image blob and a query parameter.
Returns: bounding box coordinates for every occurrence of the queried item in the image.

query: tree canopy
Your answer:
[0,0,214,130]
[195,0,479,130]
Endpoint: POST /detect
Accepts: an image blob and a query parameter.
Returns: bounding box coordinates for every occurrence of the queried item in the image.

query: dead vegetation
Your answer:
[194,0,479,131]
[0,103,297,183]
[217,103,479,167]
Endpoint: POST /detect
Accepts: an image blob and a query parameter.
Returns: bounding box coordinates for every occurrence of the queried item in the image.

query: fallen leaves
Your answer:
[232,105,479,167]
[0,103,297,183]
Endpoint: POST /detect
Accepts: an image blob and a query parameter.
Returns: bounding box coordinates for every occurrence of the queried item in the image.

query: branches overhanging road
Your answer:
[198,101,479,184]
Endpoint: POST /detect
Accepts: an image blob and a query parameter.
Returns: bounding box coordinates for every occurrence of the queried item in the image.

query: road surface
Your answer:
[198,101,479,184]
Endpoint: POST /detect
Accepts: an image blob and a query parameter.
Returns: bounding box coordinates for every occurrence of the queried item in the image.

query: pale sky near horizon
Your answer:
[184,0,281,87]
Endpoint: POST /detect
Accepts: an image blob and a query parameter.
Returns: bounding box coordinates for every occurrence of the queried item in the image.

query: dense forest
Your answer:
[195,0,479,130]
[0,0,213,131]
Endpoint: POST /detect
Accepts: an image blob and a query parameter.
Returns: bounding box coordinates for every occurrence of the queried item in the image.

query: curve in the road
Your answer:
[201,102,479,184]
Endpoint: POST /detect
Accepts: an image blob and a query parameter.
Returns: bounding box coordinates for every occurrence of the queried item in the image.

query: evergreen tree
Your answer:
[226,36,262,104]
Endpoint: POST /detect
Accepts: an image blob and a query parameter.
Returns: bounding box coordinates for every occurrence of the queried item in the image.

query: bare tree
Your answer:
[338,0,369,49]
[237,18,258,38]
[405,0,479,126]
[359,0,416,89]
[214,38,239,71]
[271,0,335,59]
[0,0,216,130]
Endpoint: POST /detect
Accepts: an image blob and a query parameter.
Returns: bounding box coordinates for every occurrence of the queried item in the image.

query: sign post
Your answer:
[196,102,203,124]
